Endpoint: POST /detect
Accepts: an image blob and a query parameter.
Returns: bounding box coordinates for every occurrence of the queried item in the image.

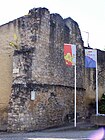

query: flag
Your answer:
[85,49,97,68]
[64,44,76,66]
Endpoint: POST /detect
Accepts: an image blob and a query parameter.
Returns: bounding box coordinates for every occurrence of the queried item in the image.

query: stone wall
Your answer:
[7,8,86,132]
[84,49,105,101]
[8,84,86,132]
[84,49,105,117]
[0,7,105,132]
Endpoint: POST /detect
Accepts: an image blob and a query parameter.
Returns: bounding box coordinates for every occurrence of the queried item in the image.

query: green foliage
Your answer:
[99,93,105,114]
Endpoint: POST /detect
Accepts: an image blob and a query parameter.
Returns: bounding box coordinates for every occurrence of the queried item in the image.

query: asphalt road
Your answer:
[0,127,104,140]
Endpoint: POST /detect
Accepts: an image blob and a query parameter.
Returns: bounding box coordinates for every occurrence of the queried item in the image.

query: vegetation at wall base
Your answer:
[99,93,105,114]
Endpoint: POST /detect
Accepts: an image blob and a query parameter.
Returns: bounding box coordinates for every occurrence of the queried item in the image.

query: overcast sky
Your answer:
[0,0,105,50]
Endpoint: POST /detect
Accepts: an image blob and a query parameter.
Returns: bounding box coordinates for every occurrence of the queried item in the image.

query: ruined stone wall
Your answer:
[8,84,85,132]
[16,8,84,88]
[1,7,104,132]
[7,8,86,132]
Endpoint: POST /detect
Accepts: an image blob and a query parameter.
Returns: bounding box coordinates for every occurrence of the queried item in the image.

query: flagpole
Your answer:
[64,43,76,127]
[96,50,98,115]
[74,64,76,127]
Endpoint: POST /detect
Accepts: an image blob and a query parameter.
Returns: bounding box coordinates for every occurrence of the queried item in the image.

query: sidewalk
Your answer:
[0,121,101,140]
[43,121,96,132]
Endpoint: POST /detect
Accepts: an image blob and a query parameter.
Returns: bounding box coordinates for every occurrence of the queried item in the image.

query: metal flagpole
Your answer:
[64,43,76,127]
[96,50,98,115]
[74,64,76,127]
[85,49,98,115]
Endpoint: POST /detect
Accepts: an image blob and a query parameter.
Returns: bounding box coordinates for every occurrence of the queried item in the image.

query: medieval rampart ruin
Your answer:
[0,7,105,132]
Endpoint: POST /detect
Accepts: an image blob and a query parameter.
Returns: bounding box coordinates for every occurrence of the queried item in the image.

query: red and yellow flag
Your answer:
[64,44,76,66]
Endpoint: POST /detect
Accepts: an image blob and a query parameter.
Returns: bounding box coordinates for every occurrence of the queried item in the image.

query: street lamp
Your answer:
[83,31,89,47]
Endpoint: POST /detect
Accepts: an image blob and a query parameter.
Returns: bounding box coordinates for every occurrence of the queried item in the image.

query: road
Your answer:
[0,126,104,140]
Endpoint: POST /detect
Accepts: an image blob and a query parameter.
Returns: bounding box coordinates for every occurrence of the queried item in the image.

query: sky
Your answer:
[0,0,105,50]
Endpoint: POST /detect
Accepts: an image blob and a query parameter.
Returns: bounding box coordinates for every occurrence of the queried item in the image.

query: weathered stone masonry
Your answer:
[7,7,86,132]
[0,7,104,132]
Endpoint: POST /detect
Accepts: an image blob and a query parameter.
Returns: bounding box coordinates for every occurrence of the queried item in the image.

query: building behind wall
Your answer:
[0,19,20,130]
[0,7,105,132]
